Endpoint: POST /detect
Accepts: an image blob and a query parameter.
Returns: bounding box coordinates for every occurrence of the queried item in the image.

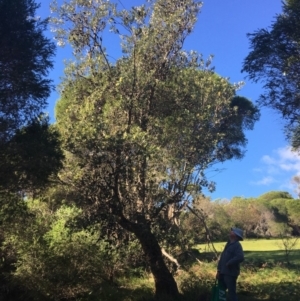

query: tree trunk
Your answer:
[288,222,300,236]
[136,227,179,298]
[118,217,179,298]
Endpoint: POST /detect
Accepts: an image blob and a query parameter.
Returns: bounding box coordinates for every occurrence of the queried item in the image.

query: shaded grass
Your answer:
[84,276,155,301]
[83,239,300,300]
[245,249,300,265]
[85,261,300,301]
[237,265,300,301]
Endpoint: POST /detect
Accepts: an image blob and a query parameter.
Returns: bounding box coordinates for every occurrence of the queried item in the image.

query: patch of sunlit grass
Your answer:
[196,238,300,252]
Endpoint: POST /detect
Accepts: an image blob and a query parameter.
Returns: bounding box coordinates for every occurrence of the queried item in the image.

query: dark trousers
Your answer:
[219,274,238,301]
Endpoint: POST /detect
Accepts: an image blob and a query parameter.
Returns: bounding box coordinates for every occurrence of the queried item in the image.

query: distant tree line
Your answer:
[181,191,300,245]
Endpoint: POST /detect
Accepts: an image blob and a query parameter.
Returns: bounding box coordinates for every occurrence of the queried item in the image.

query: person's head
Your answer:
[229,227,243,241]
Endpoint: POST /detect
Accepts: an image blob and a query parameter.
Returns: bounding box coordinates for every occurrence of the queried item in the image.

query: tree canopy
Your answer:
[0,0,62,194]
[0,0,55,143]
[51,0,259,297]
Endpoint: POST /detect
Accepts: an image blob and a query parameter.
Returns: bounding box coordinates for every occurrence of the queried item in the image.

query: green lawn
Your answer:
[196,238,300,264]
[197,238,300,252]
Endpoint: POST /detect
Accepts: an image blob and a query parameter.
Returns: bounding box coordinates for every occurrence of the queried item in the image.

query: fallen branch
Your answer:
[162,248,181,269]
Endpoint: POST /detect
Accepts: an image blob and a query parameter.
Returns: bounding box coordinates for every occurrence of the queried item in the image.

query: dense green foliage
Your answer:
[50,0,259,297]
[0,0,55,142]
[0,117,63,193]
[0,0,63,194]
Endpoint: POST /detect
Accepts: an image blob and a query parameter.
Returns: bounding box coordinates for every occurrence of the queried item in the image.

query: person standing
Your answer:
[216,228,244,301]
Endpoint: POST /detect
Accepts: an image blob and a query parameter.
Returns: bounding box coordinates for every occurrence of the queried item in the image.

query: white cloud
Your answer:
[252,146,300,190]
[251,176,276,186]
[261,155,277,165]
[279,163,295,171]
[278,147,300,161]
[279,179,295,191]
[261,146,300,174]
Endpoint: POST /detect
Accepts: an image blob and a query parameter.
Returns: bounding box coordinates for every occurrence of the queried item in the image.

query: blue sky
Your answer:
[38,0,300,200]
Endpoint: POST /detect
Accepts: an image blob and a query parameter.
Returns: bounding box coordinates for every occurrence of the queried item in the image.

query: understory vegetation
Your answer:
[0,191,300,301]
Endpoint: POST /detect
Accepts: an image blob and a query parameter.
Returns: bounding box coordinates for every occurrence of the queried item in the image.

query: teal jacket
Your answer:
[217,240,244,277]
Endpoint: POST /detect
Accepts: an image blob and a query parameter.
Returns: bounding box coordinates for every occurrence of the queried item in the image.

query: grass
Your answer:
[196,238,300,264]
[84,239,300,301]
[196,238,300,252]
[192,238,300,301]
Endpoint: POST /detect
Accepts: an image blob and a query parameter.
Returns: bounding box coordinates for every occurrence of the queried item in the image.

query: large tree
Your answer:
[242,0,300,147]
[0,0,62,193]
[0,0,55,142]
[51,0,259,297]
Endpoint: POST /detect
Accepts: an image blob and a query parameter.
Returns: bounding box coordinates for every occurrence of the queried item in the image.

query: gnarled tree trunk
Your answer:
[118,216,179,298]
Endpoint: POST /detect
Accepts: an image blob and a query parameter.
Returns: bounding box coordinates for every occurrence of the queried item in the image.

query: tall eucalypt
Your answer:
[51,0,259,297]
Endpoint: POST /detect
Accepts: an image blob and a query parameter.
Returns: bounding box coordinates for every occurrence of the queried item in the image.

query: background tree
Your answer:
[0,0,63,194]
[280,199,300,235]
[226,197,267,237]
[51,0,259,297]
[209,201,233,240]
[253,191,294,236]
[0,2,63,297]
[292,175,300,197]
[0,0,55,142]
[0,116,63,193]
[242,0,300,148]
